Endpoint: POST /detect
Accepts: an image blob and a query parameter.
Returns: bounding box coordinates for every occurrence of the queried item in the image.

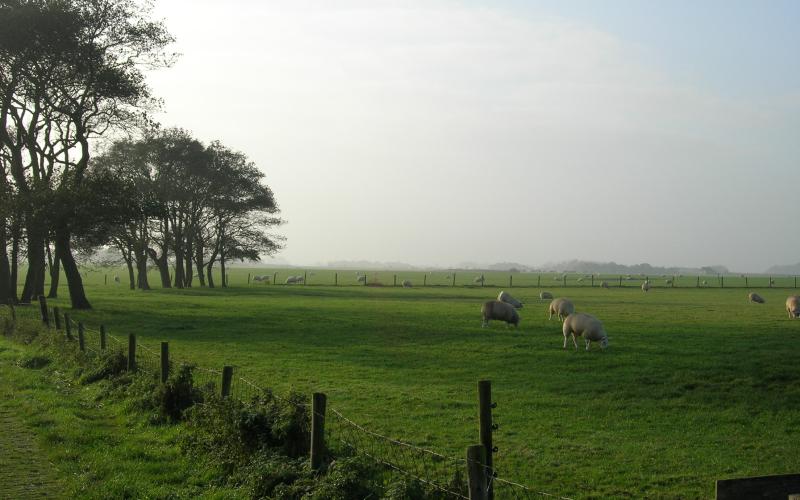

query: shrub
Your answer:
[152,364,204,422]
[79,349,127,384]
[17,353,51,369]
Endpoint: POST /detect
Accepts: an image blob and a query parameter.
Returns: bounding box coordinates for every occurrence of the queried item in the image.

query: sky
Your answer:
[145,0,800,272]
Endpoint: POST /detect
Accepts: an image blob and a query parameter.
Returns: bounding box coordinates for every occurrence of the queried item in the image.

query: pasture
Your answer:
[17,271,800,498]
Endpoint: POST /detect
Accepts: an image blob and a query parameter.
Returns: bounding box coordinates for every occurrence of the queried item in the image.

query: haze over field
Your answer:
[147,0,800,272]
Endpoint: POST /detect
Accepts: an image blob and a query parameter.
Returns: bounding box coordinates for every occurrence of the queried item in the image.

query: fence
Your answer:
[3,297,575,500]
[239,270,799,290]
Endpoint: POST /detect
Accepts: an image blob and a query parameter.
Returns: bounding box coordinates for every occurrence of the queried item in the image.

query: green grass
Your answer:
[9,278,800,498]
[0,334,242,499]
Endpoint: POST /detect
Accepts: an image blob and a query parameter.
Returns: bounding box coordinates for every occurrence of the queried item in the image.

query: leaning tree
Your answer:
[0,0,173,308]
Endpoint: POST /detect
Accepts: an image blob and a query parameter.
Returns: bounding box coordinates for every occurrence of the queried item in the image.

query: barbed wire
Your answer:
[2,303,575,500]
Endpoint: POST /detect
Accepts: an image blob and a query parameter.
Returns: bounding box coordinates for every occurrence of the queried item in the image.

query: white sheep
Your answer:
[402,279,412,288]
[285,276,298,284]
[481,300,520,328]
[357,275,367,284]
[786,296,800,318]
[701,280,708,286]
[576,277,583,283]
[600,281,609,289]
[641,281,650,292]
[539,291,554,300]
[748,292,765,304]
[548,298,574,321]
[562,313,609,351]
[665,279,673,285]
[497,291,523,309]
[473,275,485,285]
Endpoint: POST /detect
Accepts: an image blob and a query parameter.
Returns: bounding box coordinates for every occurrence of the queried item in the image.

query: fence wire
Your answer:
[1,303,575,500]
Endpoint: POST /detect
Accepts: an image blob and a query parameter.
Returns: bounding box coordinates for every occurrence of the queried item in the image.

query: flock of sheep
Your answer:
[478,288,800,351]
[480,290,610,351]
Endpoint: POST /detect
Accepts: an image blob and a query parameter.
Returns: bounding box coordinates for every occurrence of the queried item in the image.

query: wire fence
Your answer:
[2,300,575,500]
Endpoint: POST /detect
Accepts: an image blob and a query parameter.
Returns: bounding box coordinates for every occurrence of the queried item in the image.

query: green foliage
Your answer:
[16,353,51,369]
[151,363,204,422]
[79,349,127,384]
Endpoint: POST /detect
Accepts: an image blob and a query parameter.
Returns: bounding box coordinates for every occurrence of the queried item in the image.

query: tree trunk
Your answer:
[55,227,91,309]
[173,244,185,288]
[20,222,46,303]
[0,221,10,304]
[9,215,20,303]
[220,249,227,288]
[124,253,135,290]
[206,261,215,288]
[184,239,193,287]
[46,241,61,298]
[193,244,206,287]
[135,246,150,291]
[147,247,171,288]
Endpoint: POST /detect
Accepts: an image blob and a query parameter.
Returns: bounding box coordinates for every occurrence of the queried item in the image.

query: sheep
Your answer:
[641,281,650,292]
[285,276,298,284]
[786,296,800,318]
[356,275,367,284]
[497,290,523,309]
[600,281,609,289]
[665,279,673,285]
[473,275,485,285]
[701,280,708,286]
[576,277,583,283]
[481,300,520,328]
[295,275,305,283]
[402,279,412,288]
[748,292,765,304]
[539,291,554,300]
[113,275,120,284]
[562,313,609,351]
[548,298,574,321]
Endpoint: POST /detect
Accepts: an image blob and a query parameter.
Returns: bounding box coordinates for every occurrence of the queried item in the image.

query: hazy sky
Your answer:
[147,0,800,272]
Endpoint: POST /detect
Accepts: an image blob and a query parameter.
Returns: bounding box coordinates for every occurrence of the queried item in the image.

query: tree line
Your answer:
[1,0,282,309]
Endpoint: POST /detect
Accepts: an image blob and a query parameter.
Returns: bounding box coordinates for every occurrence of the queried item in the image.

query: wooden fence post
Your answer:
[423,274,427,286]
[310,392,327,471]
[127,334,137,371]
[38,295,49,326]
[721,276,724,288]
[478,380,495,500]
[247,273,251,285]
[161,342,170,383]
[335,272,338,286]
[697,276,700,288]
[770,276,773,288]
[745,276,748,288]
[273,272,277,285]
[452,273,456,287]
[619,275,622,287]
[467,444,489,500]
[394,275,397,287]
[591,275,594,287]
[64,313,73,340]
[563,275,567,288]
[100,325,107,350]
[509,275,512,287]
[304,271,307,285]
[78,322,85,352]
[537,275,540,287]
[53,307,61,330]
[221,365,233,398]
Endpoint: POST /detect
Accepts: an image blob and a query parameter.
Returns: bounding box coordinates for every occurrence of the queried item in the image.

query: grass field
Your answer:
[9,269,800,498]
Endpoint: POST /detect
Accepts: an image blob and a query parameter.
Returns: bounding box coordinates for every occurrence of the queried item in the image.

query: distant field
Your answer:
[53,265,800,290]
[12,270,800,498]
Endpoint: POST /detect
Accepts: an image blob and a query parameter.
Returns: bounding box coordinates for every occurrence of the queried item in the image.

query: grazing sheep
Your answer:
[498,291,523,309]
[402,279,412,288]
[641,281,650,292]
[357,275,367,284]
[576,277,583,283]
[473,275,485,284]
[481,300,520,328]
[548,298,575,321]
[786,296,800,318]
[701,280,708,286]
[539,291,553,300]
[562,313,609,351]
[285,276,298,284]
[253,275,271,283]
[600,281,609,289]
[665,279,673,285]
[748,292,765,304]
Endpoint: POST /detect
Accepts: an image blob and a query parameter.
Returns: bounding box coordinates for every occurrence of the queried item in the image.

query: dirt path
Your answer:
[0,381,62,499]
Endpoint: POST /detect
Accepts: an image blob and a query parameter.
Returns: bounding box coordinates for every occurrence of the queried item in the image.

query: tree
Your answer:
[0,0,173,308]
